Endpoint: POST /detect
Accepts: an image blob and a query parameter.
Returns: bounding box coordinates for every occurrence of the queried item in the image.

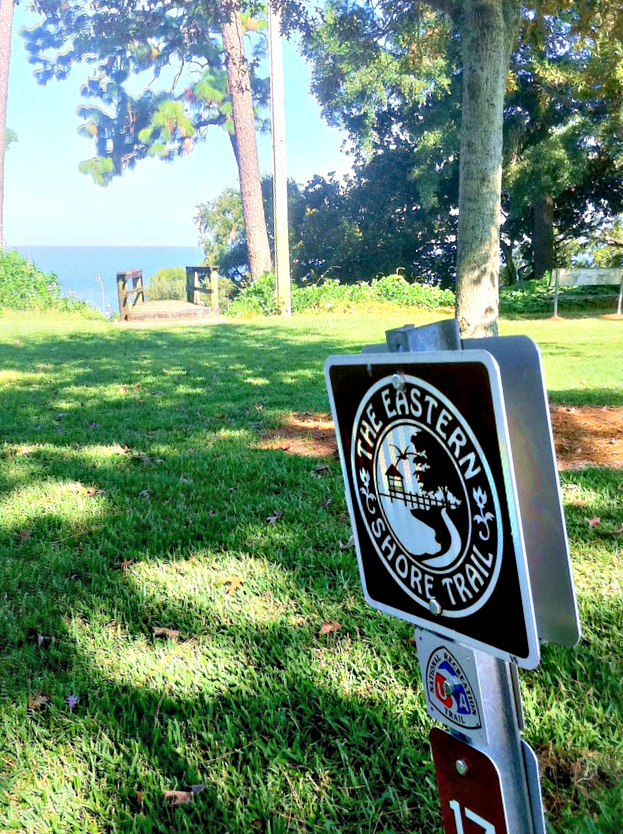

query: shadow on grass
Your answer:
[0,323,442,832]
[0,322,621,832]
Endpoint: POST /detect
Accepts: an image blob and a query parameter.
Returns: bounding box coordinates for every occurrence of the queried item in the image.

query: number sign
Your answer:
[430,727,509,834]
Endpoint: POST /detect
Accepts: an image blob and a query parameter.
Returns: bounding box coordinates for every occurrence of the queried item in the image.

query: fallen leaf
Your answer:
[27,693,49,714]
[54,412,69,421]
[89,421,99,430]
[117,559,134,570]
[163,790,193,806]
[408,635,416,647]
[319,498,333,509]
[339,535,355,550]
[65,693,79,710]
[154,627,181,640]
[191,784,205,795]
[266,511,283,525]
[314,464,329,474]
[318,621,341,636]
[586,516,601,528]
[162,368,170,375]
[181,476,193,484]
[139,489,150,499]
[569,499,588,507]
[136,790,144,804]
[18,530,33,542]
[223,576,243,596]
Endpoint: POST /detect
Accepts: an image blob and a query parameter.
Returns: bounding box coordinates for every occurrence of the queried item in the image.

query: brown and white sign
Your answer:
[325,351,539,668]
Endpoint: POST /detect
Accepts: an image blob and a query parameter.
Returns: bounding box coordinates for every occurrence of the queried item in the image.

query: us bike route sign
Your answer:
[325,351,540,668]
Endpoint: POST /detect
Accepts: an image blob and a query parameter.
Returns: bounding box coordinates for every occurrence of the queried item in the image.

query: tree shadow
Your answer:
[0,321,620,832]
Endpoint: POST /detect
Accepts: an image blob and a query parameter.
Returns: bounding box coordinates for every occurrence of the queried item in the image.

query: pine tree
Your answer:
[25,0,272,280]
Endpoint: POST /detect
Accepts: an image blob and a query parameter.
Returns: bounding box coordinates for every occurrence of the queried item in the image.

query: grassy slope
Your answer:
[0,310,621,833]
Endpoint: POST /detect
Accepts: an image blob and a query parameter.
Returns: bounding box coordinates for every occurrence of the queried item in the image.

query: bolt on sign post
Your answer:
[325,320,581,834]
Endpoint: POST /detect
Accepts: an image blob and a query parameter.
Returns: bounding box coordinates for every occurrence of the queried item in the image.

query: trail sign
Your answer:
[325,351,540,668]
[430,727,509,834]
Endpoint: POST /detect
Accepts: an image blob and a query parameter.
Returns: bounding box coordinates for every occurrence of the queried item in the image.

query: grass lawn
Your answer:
[0,309,621,833]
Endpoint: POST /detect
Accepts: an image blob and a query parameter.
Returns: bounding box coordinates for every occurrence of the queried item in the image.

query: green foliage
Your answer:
[228,273,454,316]
[228,271,278,315]
[23,1,269,184]
[195,188,247,280]
[0,250,97,314]
[294,2,623,282]
[146,267,187,301]
[499,274,623,317]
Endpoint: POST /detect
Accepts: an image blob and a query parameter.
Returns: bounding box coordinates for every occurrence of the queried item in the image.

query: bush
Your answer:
[146,267,186,301]
[228,272,279,316]
[0,250,97,314]
[227,273,454,317]
[291,274,454,314]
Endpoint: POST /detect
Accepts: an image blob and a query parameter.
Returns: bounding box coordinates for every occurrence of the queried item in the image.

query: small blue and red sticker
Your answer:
[426,648,482,731]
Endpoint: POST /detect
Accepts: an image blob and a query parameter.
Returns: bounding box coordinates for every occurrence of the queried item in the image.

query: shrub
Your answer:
[228,272,279,316]
[0,250,97,314]
[228,273,454,317]
[291,274,454,314]
[146,267,186,301]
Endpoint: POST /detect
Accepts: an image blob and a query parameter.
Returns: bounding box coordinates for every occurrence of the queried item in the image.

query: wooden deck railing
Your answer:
[185,266,219,315]
[116,269,145,321]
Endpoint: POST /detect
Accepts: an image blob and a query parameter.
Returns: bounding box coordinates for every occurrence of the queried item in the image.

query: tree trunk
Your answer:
[500,238,517,285]
[0,0,14,249]
[219,0,272,282]
[455,0,521,337]
[532,193,554,281]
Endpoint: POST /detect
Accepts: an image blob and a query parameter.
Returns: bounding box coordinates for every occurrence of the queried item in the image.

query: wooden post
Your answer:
[211,267,220,315]
[186,267,194,304]
[553,269,560,318]
[116,271,127,320]
[269,1,291,316]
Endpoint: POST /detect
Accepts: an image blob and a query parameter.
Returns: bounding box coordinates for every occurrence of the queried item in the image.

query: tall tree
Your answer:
[25,0,271,280]
[0,0,15,248]
[301,0,520,335]
[299,0,623,332]
[219,0,271,278]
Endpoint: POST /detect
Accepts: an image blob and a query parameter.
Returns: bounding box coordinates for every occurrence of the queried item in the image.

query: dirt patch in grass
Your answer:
[551,406,623,470]
[260,407,623,470]
[259,412,338,458]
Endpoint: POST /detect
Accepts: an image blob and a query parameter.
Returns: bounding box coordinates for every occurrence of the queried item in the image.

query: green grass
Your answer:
[0,310,621,833]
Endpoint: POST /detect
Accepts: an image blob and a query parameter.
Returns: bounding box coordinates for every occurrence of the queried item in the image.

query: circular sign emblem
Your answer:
[351,374,503,617]
[426,646,482,731]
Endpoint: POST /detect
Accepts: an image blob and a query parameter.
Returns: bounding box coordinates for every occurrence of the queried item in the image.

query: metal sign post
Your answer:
[325,319,580,834]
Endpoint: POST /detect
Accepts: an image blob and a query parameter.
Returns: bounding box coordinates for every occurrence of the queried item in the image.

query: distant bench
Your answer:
[550,268,623,317]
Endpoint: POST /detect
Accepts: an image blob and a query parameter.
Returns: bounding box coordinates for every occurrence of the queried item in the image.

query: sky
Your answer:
[5,5,351,247]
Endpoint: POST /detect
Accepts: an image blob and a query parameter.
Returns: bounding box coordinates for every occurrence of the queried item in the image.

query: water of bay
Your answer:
[12,245,204,314]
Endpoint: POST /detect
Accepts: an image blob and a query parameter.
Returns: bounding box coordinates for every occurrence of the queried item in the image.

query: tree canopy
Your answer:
[24,0,272,279]
[293,0,623,327]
